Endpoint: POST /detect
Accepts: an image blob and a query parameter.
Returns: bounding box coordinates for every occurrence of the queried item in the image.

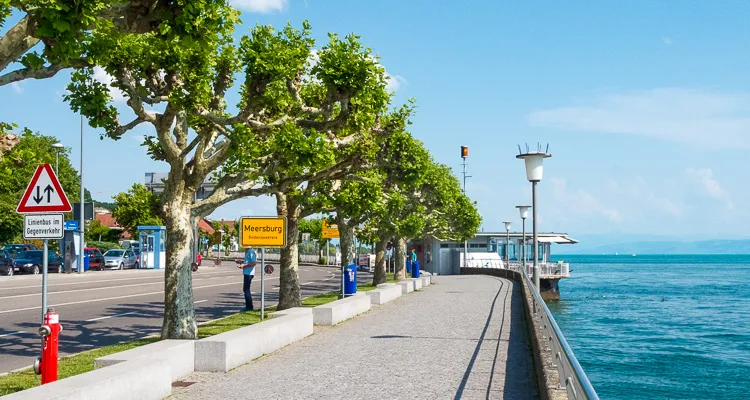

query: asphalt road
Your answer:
[0,261,372,374]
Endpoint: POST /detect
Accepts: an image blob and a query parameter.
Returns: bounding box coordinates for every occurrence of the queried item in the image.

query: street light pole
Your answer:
[516,205,530,273]
[460,146,471,268]
[78,114,85,274]
[503,221,512,267]
[517,144,551,290]
[51,143,64,175]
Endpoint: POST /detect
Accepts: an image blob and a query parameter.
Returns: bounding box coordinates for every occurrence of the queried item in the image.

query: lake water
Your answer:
[546,254,750,400]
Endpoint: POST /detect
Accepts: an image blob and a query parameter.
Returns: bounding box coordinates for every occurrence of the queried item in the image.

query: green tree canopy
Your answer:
[112,184,162,238]
[0,128,82,243]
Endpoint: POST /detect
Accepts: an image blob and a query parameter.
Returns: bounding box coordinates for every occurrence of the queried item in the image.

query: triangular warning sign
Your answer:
[17,164,72,213]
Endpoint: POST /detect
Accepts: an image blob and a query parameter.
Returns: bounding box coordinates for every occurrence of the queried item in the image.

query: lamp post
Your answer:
[516,205,531,273]
[219,229,225,258]
[460,146,471,268]
[51,143,64,175]
[503,221,512,266]
[78,115,85,274]
[517,146,551,289]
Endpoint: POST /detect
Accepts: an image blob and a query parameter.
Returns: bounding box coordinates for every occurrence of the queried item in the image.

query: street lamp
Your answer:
[51,143,64,175]
[516,205,531,272]
[517,146,551,289]
[503,221,512,266]
[218,229,225,258]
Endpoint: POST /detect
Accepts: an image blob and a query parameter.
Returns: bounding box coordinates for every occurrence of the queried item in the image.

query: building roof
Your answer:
[95,213,122,229]
[199,219,215,234]
[437,232,579,245]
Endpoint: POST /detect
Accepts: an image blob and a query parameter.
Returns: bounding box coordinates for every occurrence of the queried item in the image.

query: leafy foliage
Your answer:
[0,129,82,243]
[112,184,162,238]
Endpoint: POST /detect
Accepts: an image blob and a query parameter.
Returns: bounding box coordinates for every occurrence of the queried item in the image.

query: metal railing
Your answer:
[514,265,599,400]
[467,259,570,277]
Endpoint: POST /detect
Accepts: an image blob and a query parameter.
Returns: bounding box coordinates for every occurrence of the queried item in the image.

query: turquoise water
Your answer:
[546,254,750,400]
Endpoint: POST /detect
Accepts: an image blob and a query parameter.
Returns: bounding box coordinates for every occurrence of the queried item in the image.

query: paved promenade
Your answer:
[173,275,538,400]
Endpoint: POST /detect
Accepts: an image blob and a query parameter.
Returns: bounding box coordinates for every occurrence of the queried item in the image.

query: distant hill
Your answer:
[555,239,750,255]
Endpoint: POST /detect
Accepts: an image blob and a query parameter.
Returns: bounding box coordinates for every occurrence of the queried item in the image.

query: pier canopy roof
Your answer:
[475,232,579,245]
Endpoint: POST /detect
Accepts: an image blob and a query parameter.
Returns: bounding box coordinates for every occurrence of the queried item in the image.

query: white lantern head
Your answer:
[516,151,551,182]
[516,205,531,219]
[503,221,512,232]
[51,142,64,149]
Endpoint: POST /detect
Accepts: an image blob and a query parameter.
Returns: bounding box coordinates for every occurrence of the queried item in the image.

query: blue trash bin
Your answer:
[83,254,90,271]
[406,259,412,274]
[343,264,357,296]
[412,260,420,278]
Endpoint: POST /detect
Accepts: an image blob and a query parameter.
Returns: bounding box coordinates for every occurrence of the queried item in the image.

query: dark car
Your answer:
[13,250,64,274]
[0,250,14,276]
[85,247,105,271]
[2,243,40,260]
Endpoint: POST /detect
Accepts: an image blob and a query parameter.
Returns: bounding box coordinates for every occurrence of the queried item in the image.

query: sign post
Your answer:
[239,216,287,320]
[17,164,71,324]
[321,220,342,296]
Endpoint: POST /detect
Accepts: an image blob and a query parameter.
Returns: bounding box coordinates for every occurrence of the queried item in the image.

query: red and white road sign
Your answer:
[16,164,72,213]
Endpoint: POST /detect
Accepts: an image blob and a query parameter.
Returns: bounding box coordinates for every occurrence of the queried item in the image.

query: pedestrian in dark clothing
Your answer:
[239,247,257,311]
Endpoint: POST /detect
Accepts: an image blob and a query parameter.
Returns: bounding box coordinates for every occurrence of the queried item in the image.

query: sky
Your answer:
[2,1,750,241]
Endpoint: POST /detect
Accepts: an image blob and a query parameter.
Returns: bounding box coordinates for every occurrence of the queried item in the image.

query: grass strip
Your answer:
[0,276,402,395]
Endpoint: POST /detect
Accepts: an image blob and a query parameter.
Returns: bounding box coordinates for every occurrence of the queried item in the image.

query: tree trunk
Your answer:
[372,238,387,285]
[161,192,197,339]
[336,213,355,267]
[394,237,407,280]
[277,193,301,310]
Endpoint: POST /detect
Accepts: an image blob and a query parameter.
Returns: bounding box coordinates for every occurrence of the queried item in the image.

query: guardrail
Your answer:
[515,265,599,400]
[465,259,570,277]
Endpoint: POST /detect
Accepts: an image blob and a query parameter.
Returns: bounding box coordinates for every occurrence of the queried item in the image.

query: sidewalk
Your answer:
[172,275,538,400]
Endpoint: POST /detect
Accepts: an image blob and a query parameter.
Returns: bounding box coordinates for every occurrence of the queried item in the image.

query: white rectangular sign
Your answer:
[23,214,64,239]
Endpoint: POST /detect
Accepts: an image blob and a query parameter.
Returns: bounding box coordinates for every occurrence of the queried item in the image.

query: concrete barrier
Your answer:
[398,280,414,294]
[93,339,194,382]
[407,277,423,290]
[367,283,402,305]
[421,275,431,286]
[194,307,313,372]
[313,293,370,325]
[2,358,171,400]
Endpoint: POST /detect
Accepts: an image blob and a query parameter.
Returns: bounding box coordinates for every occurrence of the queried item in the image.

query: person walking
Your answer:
[239,247,257,311]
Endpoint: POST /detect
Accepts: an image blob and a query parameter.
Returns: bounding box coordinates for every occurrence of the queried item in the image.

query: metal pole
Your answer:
[260,248,265,320]
[522,218,526,272]
[462,159,468,268]
[42,239,48,323]
[326,239,330,266]
[78,114,84,274]
[506,229,510,266]
[55,151,59,176]
[532,181,540,289]
[340,241,344,299]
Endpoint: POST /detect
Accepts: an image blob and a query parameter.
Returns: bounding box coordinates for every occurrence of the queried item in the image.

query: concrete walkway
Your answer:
[172,275,538,400]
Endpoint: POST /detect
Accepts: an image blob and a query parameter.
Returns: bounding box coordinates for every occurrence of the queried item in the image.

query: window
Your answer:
[440,244,450,248]
[0,252,5,259]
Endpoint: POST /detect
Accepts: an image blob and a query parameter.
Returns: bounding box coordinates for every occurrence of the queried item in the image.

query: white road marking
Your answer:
[85,311,139,322]
[194,300,208,304]
[2,270,234,290]
[0,277,280,315]
[0,331,25,338]
[0,274,239,300]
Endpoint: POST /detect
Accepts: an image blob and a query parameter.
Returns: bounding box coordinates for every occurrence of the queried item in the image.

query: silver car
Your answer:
[102,249,137,270]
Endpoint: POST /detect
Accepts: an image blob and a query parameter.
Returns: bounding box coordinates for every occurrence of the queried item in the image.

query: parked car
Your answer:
[0,250,14,276]
[84,248,105,271]
[2,243,39,260]
[12,250,64,274]
[102,249,137,270]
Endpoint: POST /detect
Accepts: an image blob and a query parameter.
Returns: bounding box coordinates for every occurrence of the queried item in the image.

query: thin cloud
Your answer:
[230,0,287,13]
[550,177,622,223]
[685,168,734,209]
[11,82,23,94]
[529,88,750,149]
[661,37,673,45]
[386,74,407,92]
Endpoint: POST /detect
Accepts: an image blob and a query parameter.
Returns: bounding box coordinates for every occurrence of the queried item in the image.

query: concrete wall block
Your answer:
[94,339,195,382]
[3,358,171,400]
[408,278,423,290]
[421,275,431,286]
[366,284,402,305]
[398,281,414,294]
[312,294,371,325]
[195,308,313,372]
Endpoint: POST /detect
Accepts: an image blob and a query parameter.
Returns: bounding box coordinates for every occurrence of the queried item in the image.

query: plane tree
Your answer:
[0,0,230,159]
[63,17,409,337]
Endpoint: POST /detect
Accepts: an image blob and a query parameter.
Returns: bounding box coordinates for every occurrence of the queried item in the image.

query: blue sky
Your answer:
[2,1,750,239]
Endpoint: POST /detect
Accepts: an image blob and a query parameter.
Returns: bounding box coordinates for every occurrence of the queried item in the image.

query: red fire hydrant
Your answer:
[34,309,62,384]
